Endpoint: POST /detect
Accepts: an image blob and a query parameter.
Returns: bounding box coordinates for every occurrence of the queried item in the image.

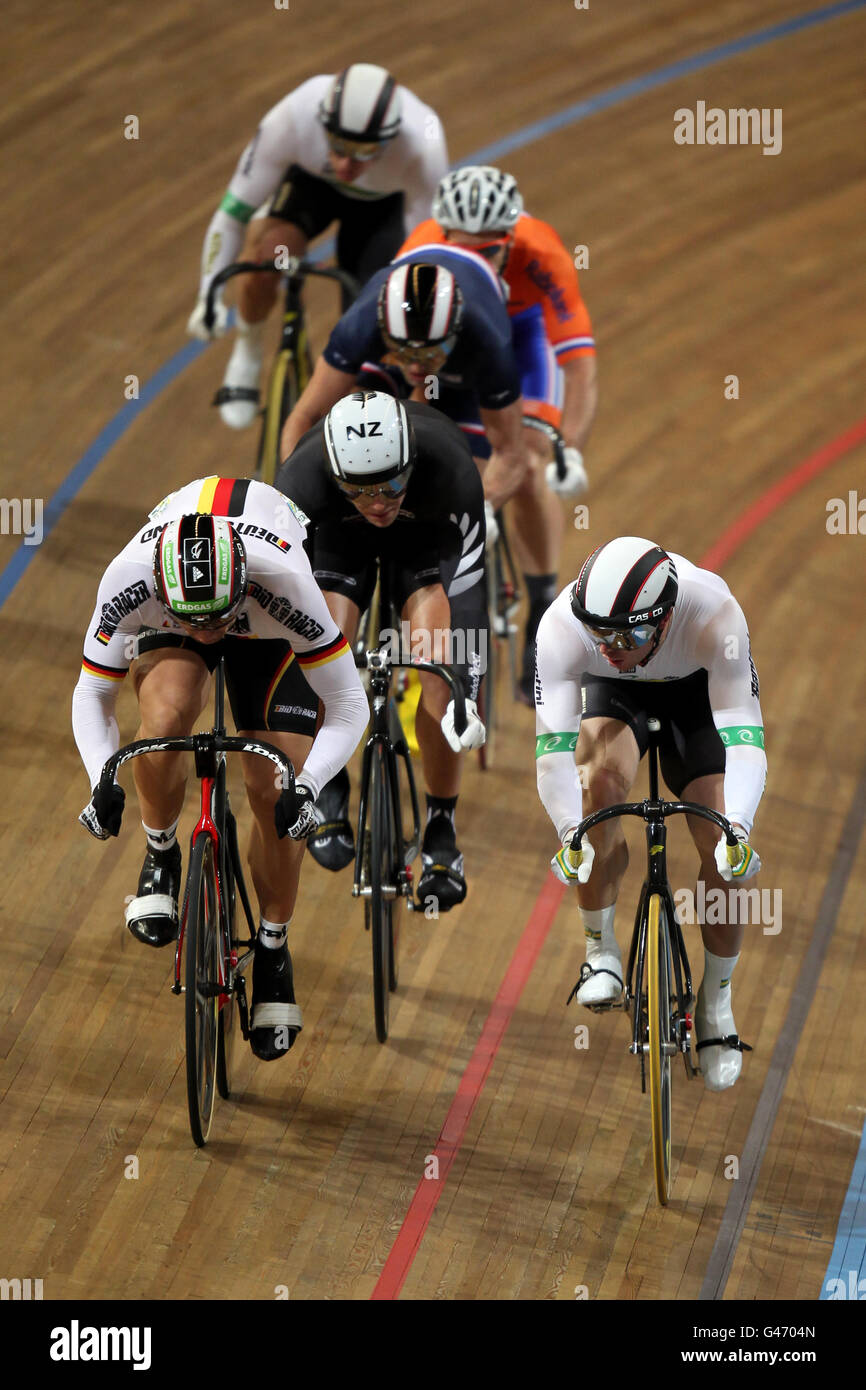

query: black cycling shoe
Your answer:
[307,770,354,871]
[249,939,303,1061]
[416,824,467,912]
[124,843,182,947]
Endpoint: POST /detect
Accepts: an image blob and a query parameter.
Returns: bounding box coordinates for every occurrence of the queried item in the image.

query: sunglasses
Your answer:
[335,473,411,501]
[381,333,456,369]
[327,136,383,161]
[583,622,659,651]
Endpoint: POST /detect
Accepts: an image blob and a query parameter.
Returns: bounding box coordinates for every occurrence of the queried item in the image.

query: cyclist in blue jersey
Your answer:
[278,250,531,511]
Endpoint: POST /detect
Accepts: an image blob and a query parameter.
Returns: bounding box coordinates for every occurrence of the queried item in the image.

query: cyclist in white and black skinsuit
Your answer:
[186,64,448,429]
[535,537,767,1092]
[276,391,488,911]
[72,477,368,1062]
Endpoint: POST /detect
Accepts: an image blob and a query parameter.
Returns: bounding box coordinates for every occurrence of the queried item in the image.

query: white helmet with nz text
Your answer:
[324,391,415,492]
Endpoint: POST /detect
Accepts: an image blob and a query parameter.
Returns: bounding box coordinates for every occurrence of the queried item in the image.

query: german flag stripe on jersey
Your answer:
[296,635,351,670]
[82,657,127,682]
[264,649,296,724]
[195,476,251,517]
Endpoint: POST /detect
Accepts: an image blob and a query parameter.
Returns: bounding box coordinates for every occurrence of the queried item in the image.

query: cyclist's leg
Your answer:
[661,680,748,1088]
[218,164,335,428]
[569,676,646,1003]
[335,191,404,307]
[507,313,566,701]
[399,568,474,911]
[225,638,318,1059]
[127,638,214,944]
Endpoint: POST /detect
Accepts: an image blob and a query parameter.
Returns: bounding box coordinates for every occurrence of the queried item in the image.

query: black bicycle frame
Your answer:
[570,722,740,1074]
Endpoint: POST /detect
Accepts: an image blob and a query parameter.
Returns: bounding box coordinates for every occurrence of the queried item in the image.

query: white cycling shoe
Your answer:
[215,333,263,429]
[568,951,624,1008]
[694,983,752,1091]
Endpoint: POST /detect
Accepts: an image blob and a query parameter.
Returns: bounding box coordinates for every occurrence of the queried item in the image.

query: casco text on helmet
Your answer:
[377,262,464,346]
[433,166,524,235]
[324,391,414,486]
[153,514,248,628]
[571,536,678,629]
[318,64,402,143]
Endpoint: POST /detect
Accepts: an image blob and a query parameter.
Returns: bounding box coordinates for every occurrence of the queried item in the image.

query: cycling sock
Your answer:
[258,917,290,950]
[142,818,179,854]
[701,950,739,1015]
[579,904,618,964]
[423,795,458,847]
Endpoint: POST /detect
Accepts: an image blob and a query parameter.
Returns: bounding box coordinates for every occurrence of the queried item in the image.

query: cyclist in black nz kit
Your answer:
[276,390,488,910]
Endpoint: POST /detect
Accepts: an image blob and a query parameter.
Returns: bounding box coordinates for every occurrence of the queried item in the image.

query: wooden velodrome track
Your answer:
[2,0,865,1306]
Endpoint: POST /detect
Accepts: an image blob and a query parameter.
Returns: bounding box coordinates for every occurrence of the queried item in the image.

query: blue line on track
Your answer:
[819,1122,866,1300]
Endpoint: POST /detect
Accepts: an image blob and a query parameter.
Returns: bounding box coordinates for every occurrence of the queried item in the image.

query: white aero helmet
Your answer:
[571,537,678,643]
[318,64,402,145]
[324,391,415,494]
[432,166,524,235]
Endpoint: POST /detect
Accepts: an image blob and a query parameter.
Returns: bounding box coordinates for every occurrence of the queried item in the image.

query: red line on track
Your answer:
[370,416,866,1300]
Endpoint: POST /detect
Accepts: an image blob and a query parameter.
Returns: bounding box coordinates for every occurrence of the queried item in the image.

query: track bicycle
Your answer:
[352,566,468,1042]
[566,717,746,1204]
[96,656,296,1148]
[205,256,359,486]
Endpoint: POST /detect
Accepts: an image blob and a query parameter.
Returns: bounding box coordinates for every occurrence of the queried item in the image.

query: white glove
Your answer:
[551,834,595,885]
[546,446,588,497]
[441,697,486,752]
[714,832,761,881]
[186,295,229,342]
[484,500,499,549]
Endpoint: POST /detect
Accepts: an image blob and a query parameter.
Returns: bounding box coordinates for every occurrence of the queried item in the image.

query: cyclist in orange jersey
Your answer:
[398,166,597,703]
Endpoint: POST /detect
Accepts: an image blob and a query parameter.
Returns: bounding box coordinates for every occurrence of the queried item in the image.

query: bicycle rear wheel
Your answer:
[647,893,673,1204]
[216,843,235,1101]
[185,835,221,1146]
[365,743,393,1042]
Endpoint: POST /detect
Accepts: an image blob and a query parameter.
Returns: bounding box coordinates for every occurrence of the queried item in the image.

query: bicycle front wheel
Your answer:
[366,743,393,1042]
[647,893,673,1204]
[185,835,221,1146]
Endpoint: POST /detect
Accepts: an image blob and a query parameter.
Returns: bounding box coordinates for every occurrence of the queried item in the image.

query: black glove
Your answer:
[274,783,322,841]
[79,782,126,840]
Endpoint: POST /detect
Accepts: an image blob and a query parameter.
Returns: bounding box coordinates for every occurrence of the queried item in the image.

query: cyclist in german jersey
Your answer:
[186,64,448,430]
[535,538,766,1091]
[399,167,598,703]
[276,392,488,910]
[72,477,368,1062]
[278,252,530,514]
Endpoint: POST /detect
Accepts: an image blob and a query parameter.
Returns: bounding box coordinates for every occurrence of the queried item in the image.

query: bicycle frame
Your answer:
[570,719,741,1078]
[97,660,296,1035]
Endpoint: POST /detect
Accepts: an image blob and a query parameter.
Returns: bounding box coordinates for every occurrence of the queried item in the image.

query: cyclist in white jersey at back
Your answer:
[186,64,448,429]
[535,537,767,1091]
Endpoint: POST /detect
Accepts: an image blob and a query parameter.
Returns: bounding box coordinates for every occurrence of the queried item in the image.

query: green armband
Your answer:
[535,732,579,758]
[219,191,256,223]
[717,725,764,749]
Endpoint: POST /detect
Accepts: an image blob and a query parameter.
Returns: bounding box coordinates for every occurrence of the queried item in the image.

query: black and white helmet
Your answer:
[318,64,402,144]
[571,537,678,630]
[324,391,414,490]
[432,166,523,235]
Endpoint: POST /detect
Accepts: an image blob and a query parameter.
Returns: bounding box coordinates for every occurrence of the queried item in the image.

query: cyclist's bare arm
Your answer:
[480,400,531,509]
[559,355,598,452]
[279,358,357,459]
